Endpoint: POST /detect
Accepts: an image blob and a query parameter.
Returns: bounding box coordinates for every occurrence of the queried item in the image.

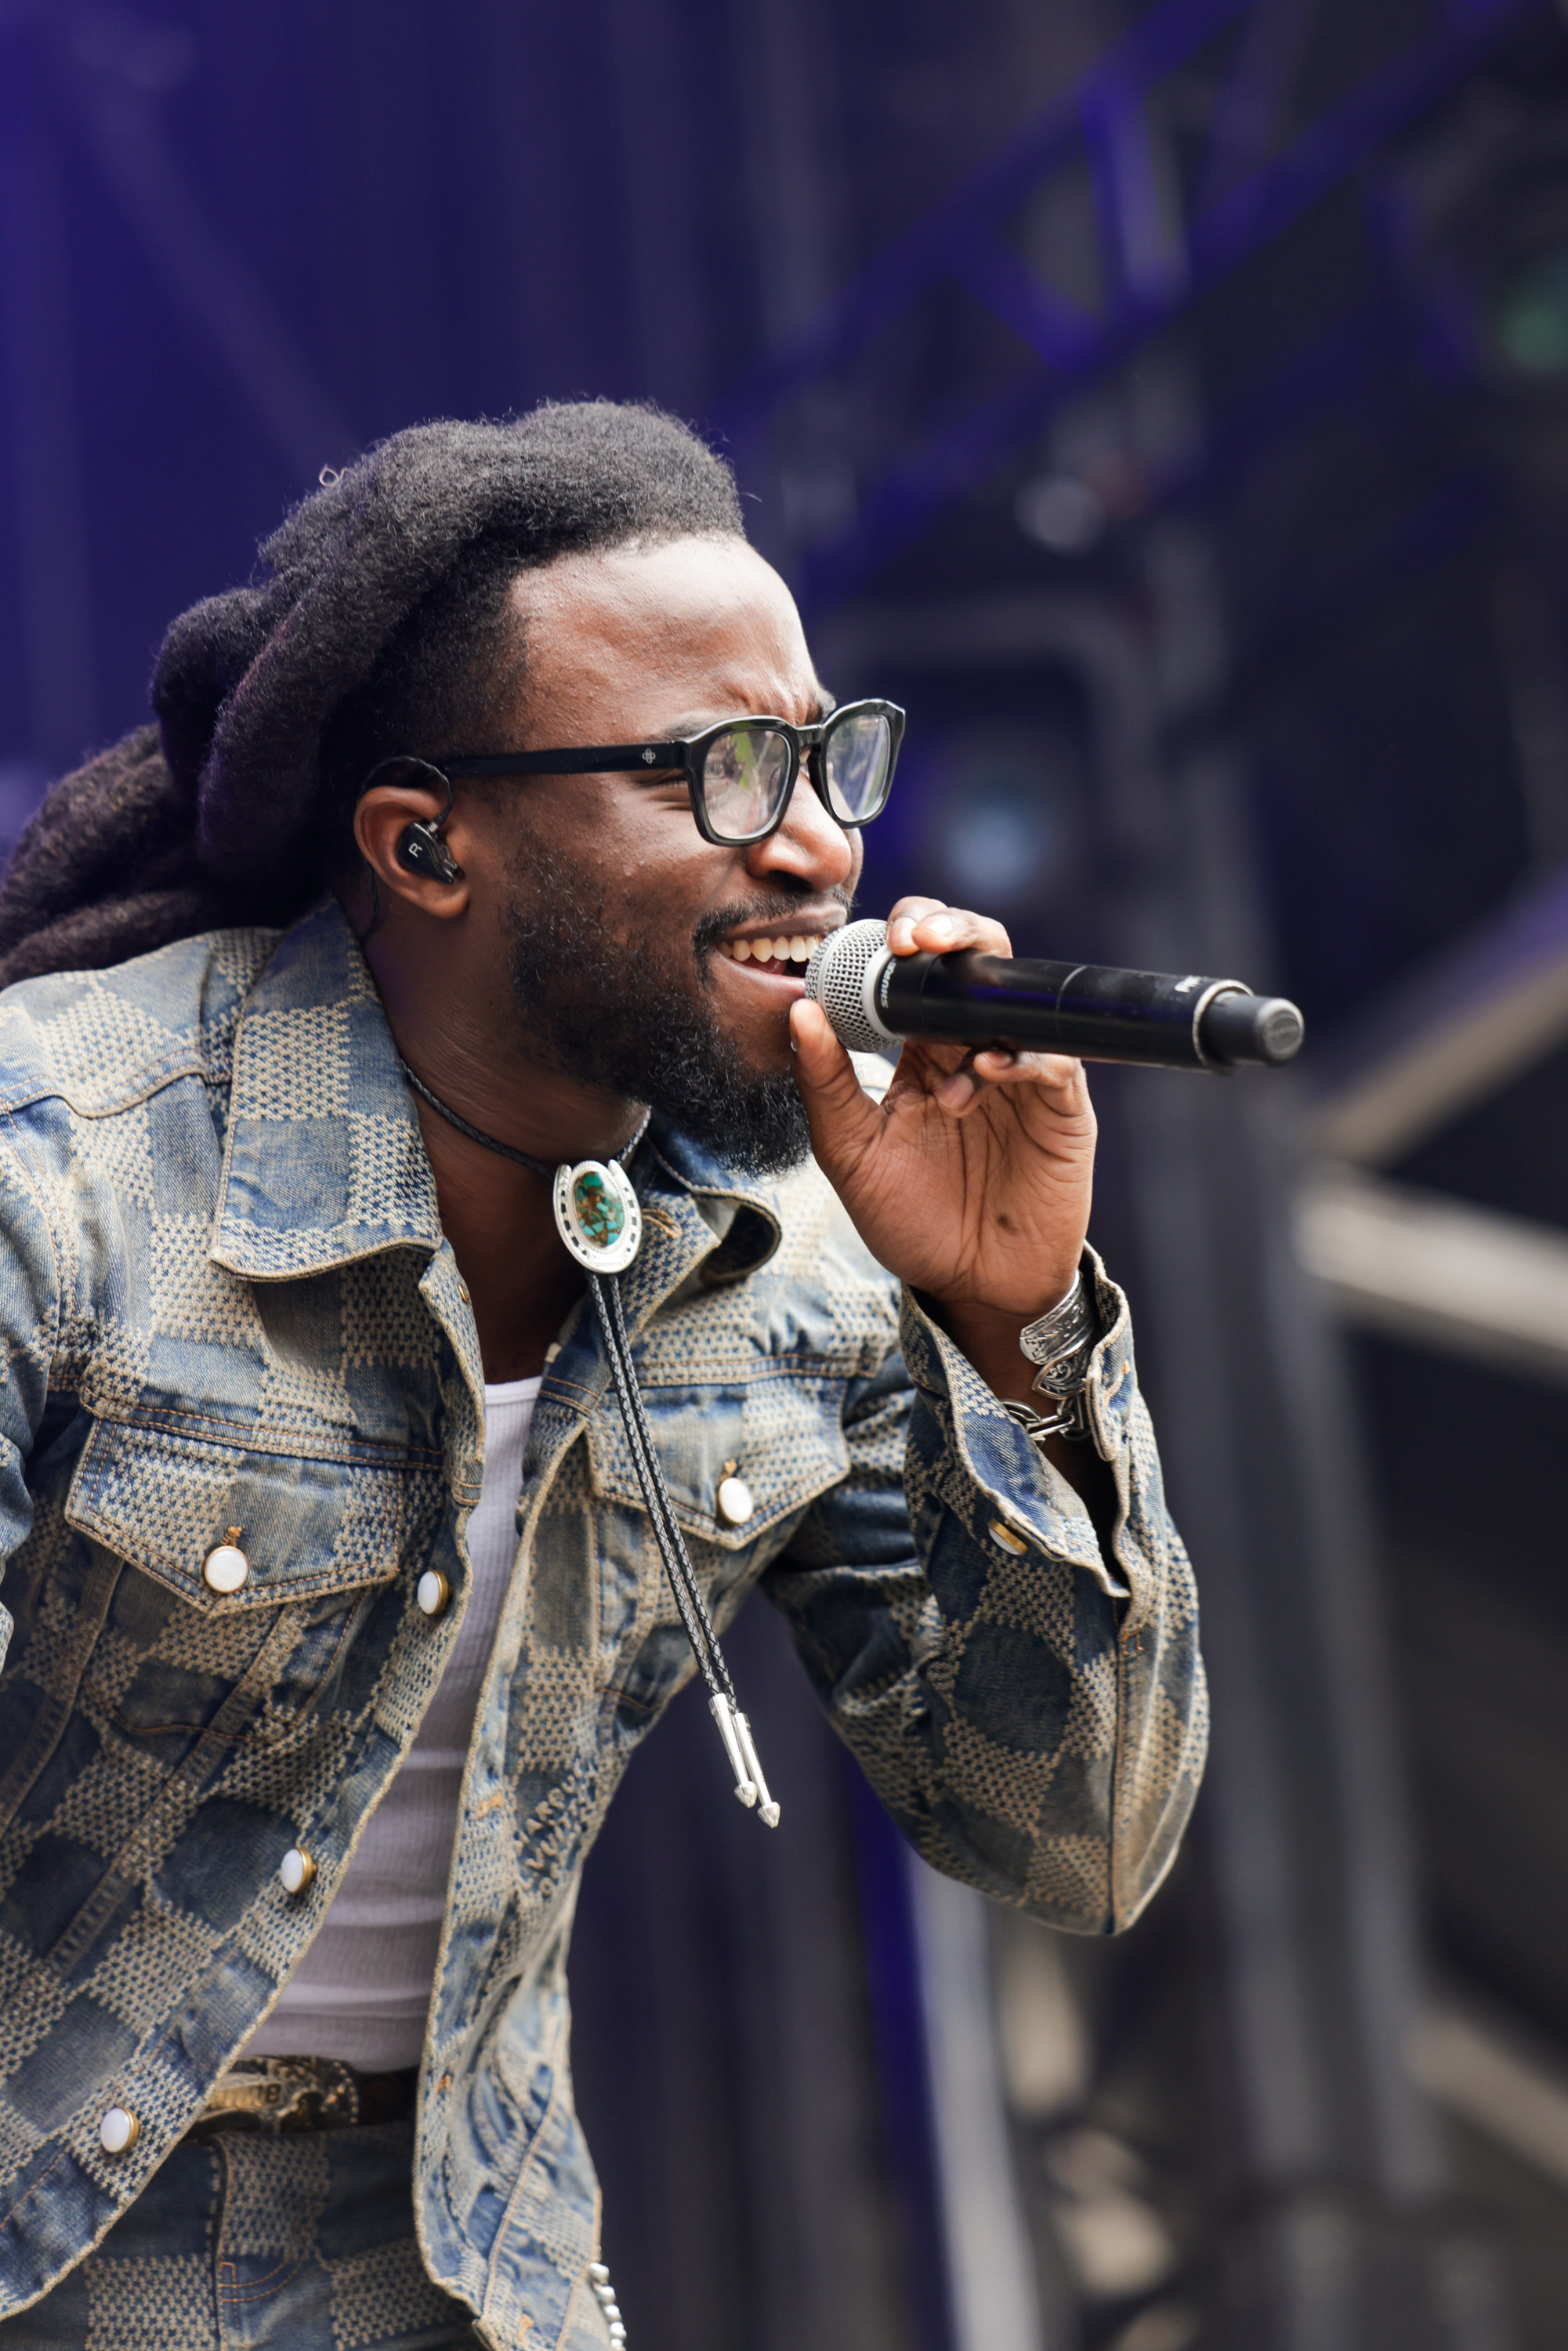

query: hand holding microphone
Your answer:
[788,897,1102,1407]
[787,897,1302,1415]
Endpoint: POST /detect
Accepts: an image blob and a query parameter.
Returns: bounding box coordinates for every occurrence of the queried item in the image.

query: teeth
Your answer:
[721,934,820,965]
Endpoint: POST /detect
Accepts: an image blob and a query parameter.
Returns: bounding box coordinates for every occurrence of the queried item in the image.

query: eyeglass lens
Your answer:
[700,710,893,842]
[823,709,892,824]
[701,728,793,841]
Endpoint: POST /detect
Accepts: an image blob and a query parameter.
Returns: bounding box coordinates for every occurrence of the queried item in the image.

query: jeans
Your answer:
[0,2119,480,2351]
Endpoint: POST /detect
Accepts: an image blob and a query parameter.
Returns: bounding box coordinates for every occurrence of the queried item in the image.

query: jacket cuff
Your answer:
[899,1244,1136,1603]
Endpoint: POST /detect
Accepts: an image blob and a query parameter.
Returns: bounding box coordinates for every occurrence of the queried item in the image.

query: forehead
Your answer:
[508,536,822,731]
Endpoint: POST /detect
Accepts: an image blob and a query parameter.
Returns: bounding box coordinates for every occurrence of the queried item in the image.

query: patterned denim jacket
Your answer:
[0,900,1205,2346]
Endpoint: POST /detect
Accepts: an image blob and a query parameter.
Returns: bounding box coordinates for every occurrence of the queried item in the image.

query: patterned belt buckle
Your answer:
[198,2056,360,2132]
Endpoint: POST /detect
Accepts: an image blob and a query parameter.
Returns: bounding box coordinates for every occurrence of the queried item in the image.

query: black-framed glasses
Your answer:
[435,698,905,848]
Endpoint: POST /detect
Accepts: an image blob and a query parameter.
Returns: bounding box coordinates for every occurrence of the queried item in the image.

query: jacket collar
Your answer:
[210,898,784,1290]
[209,899,445,1280]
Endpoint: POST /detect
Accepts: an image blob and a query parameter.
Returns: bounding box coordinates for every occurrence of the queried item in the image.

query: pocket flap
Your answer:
[66,1411,440,1611]
[585,1376,848,1549]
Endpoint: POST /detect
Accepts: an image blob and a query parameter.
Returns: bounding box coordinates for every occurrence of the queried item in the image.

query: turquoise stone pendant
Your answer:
[552,1157,642,1273]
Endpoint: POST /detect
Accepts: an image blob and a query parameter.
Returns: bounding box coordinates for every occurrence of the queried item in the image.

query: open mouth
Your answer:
[717,932,825,976]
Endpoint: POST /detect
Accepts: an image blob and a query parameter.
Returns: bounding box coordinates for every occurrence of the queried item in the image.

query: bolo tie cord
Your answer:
[588,1272,777,1824]
[400,1058,780,1827]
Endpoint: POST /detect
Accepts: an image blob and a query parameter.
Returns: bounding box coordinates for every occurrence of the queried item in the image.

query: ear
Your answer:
[354,781,473,921]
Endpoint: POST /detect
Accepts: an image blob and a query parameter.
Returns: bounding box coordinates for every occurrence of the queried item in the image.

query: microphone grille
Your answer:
[802,920,894,1052]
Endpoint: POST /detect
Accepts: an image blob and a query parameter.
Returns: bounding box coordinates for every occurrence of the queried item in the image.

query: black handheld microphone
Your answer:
[802,919,1304,1072]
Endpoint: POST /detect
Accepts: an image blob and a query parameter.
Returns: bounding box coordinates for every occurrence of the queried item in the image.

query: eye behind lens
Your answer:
[702,726,793,842]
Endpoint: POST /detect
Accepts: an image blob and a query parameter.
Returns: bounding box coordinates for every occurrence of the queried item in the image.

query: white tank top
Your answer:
[241,1375,540,2071]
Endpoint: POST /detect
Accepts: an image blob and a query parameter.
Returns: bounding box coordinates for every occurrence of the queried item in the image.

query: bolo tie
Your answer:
[401,1060,779,1828]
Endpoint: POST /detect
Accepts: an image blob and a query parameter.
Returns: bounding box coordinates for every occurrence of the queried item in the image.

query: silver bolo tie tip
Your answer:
[732,1709,780,1829]
[709,1694,758,1808]
[710,1693,780,1824]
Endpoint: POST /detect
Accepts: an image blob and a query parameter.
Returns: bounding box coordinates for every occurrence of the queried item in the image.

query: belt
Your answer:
[184,2056,418,2136]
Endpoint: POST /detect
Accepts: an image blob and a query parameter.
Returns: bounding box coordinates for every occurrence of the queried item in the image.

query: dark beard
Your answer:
[505,852,826,1176]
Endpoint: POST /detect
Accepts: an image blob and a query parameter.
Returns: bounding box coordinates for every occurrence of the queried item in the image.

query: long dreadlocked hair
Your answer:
[0,404,746,987]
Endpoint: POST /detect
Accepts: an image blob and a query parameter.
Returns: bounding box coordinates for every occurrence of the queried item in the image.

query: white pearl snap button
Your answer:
[988,1517,1028,1556]
[416,1570,451,1617]
[278,1848,316,1896]
[99,2106,139,2154]
[202,1527,248,1593]
[716,1475,755,1527]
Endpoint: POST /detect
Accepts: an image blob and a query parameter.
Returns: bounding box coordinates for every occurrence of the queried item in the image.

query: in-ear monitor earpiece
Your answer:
[396,822,462,884]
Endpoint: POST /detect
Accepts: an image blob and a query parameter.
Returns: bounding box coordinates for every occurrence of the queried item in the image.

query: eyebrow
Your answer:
[660,690,837,737]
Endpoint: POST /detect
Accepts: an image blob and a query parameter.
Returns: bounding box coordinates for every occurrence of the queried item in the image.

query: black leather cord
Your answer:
[399,1058,556,1176]
[589,1272,737,1709]
[397,1067,735,1708]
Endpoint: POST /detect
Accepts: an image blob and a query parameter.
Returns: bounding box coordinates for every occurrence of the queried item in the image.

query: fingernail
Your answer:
[889,918,914,951]
[941,1072,975,1108]
[926,915,955,940]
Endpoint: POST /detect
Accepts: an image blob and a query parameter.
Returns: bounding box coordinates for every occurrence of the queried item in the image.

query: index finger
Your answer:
[887,899,1013,959]
[886,895,947,953]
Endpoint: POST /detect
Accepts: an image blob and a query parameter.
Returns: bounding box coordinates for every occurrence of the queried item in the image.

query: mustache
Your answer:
[690,885,854,970]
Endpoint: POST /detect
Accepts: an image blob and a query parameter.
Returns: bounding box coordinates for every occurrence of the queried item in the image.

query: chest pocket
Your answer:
[585,1373,848,1706]
[63,1408,444,1744]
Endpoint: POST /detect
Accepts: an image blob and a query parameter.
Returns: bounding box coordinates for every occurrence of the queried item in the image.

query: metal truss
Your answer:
[1298,858,1568,1385]
[717,0,1549,610]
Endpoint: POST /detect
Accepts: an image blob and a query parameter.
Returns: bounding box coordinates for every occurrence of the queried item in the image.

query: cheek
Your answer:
[613,814,733,918]
[505,792,737,949]
[506,796,673,904]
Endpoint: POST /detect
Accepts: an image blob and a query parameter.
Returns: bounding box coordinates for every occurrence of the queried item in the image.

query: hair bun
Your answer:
[154,581,289,795]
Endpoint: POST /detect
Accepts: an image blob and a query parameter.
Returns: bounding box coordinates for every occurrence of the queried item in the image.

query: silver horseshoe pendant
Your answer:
[552,1158,642,1273]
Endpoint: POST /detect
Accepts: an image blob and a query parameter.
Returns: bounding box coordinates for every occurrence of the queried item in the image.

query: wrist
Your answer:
[924,1259,1099,1411]
[922,1291,1063,1409]
[928,1266,1081,1344]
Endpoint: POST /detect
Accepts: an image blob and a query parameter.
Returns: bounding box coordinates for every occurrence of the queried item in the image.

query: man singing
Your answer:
[0,404,1204,2350]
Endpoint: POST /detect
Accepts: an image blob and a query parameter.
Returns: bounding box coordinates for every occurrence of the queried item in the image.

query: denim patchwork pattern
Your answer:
[0,901,1204,2349]
[0,2119,479,2349]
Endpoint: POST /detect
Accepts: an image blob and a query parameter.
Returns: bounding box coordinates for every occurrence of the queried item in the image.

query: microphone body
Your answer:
[802,920,1304,1072]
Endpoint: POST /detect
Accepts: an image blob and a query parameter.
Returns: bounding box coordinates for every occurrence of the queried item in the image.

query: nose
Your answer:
[744,765,856,893]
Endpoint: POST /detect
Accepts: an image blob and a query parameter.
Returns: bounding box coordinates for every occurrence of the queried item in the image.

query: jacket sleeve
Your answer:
[761,1248,1207,1933]
[0,1121,63,1672]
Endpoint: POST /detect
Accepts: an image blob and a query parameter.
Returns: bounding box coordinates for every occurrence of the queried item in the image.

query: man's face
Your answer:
[473,536,863,1170]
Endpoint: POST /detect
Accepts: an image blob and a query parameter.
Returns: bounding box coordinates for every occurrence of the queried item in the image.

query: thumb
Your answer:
[789,999,882,1179]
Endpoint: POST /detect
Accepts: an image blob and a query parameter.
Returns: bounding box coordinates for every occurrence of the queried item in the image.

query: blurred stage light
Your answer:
[914,724,1084,915]
[1392,81,1568,422]
[1014,472,1106,552]
[1493,243,1568,379]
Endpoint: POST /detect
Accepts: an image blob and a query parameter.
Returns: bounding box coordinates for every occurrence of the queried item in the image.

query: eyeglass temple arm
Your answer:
[441,745,685,779]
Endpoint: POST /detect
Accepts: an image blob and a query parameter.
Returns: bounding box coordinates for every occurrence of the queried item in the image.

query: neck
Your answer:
[399,1034,646,1171]
[360,915,650,1378]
